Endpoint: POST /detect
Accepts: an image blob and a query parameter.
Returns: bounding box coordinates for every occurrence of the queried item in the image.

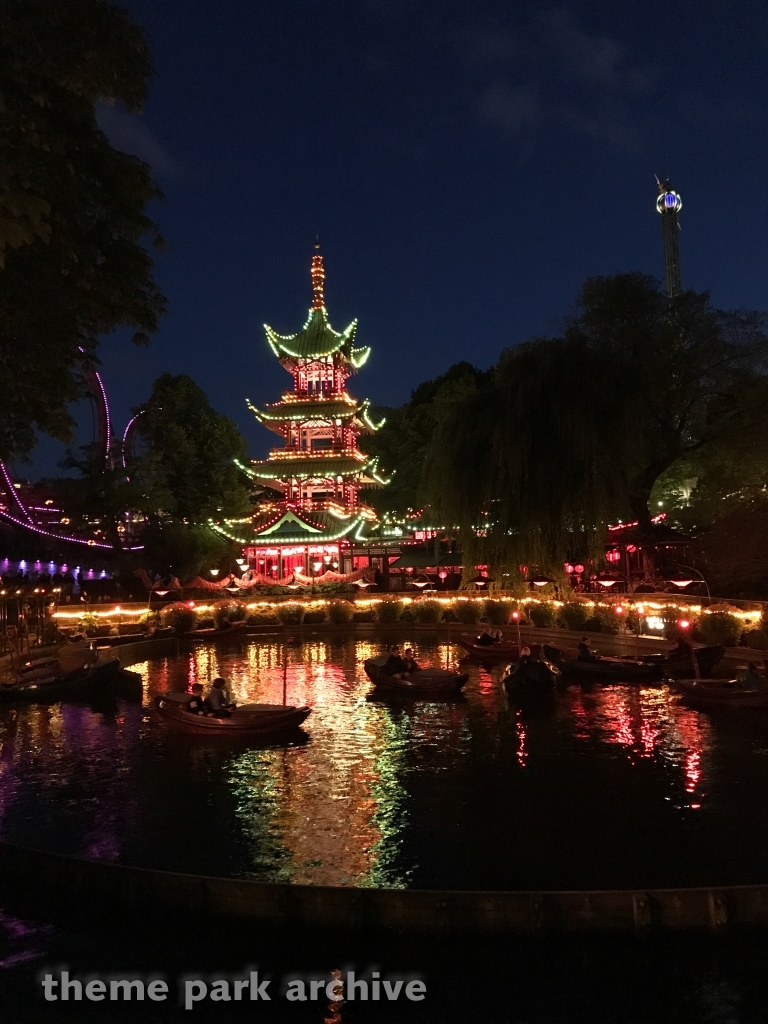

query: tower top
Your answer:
[655,177,682,215]
[310,244,325,310]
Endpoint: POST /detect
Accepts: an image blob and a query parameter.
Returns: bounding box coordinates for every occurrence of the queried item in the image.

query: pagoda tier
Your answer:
[210,247,389,564]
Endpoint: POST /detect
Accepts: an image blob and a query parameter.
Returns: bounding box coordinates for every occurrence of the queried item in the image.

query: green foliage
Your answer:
[451,600,482,625]
[419,274,768,569]
[399,608,416,622]
[247,612,278,626]
[275,603,305,626]
[352,608,377,623]
[136,374,251,522]
[79,612,98,636]
[302,609,326,624]
[742,628,768,650]
[414,599,443,623]
[557,602,590,631]
[327,600,354,624]
[143,522,232,582]
[0,0,166,462]
[160,602,197,635]
[360,362,488,515]
[377,600,402,623]
[698,612,741,648]
[212,600,246,628]
[528,603,555,628]
[482,599,509,625]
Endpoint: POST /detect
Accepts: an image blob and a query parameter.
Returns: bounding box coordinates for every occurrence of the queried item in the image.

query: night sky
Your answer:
[28,0,768,474]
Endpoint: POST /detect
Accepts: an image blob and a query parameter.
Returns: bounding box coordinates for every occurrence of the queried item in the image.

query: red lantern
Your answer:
[626,544,637,553]
[564,562,575,574]
[438,570,447,580]
[678,618,691,630]
[574,564,585,574]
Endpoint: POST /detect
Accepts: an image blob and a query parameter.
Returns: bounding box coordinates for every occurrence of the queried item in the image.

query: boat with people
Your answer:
[501,653,557,695]
[0,644,122,703]
[364,655,468,694]
[542,644,661,683]
[459,633,540,663]
[154,691,312,734]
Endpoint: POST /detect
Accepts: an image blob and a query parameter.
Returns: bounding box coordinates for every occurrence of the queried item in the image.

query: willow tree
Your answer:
[421,273,768,574]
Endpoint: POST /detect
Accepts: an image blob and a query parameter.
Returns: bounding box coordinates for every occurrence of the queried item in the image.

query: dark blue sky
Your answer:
[28,0,768,474]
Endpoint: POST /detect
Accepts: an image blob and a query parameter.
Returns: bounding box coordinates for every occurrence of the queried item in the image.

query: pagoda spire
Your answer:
[310,242,325,310]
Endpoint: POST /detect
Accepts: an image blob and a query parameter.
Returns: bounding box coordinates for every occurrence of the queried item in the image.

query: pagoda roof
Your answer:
[246,396,384,433]
[209,506,378,547]
[264,307,370,368]
[238,452,387,486]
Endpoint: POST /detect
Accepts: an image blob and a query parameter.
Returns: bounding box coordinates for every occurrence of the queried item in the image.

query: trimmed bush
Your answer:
[742,627,768,650]
[328,600,355,624]
[377,600,402,623]
[698,612,741,648]
[212,600,248,629]
[303,609,327,624]
[452,600,482,625]
[400,608,416,622]
[528,603,555,628]
[557,602,590,631]
[414,598,443,623]
[483,600,509,625]
[160,602,198,635]
[353,608,377,623]
[246,612,279,625]
[275,602,305,626]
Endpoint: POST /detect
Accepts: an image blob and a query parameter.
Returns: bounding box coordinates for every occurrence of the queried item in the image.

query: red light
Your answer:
[188,601,195,608]
[606,549,621,563]
[511,611,520,621]
[564,562,574,574]
[574,564,585,574]
[678,618,691,630]
[626,544,637,553]
[614,605,624,615]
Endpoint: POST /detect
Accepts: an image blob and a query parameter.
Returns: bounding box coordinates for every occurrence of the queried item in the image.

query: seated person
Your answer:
[736,662,763,691]
[476,631,496,646]
[402,647,420,674]
[206,677,235,716]
[518,645,532,663]
[186,683,210,715]
[577,637,599,662]
[669,635,694,661]
[383,646,408,676]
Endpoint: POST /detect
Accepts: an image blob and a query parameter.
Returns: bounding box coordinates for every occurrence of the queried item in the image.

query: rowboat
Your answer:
[363,657,468,694]
[459,634,524,662]
[670,678,768,708]
[542,645,660,683]
[638,645,725,679]
[502,658,557,694]
[154,692,311,734]
[0,657,121,704]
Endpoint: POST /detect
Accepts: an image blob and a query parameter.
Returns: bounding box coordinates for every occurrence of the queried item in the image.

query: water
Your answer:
[1,632,768,891]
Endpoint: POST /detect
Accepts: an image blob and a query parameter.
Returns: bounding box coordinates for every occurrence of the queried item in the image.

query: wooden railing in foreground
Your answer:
[0,840,767,934]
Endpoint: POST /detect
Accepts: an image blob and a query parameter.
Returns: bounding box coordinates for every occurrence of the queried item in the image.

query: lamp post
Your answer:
[511,609,522,648]
[596,570,640,655]
[668,564,711,605]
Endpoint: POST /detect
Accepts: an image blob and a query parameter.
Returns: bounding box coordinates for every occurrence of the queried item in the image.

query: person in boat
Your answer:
[577,637,599,662]
[475,631,496,646]
[736,662,763,691]
[206,677,236,717]
[669,635,694,662]
[519,646,532,663]
[186,683,210,715]
[383,646,408,676]
[402,648,421,675]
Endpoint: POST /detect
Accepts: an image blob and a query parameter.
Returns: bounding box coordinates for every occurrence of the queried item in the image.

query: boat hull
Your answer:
[364,658,468,694]
[542,645,660,683]
[154,694,311,734]
[670,679,768,708]
[0,658,121,704]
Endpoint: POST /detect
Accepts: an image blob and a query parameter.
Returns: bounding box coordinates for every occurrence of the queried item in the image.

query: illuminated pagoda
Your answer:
[211,247,388,581]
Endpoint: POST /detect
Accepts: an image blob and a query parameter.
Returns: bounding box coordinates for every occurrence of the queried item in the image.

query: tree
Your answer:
[361,362,488,516]
[134,373,251,525]
[421,274,768,572]
[0,0,166,462]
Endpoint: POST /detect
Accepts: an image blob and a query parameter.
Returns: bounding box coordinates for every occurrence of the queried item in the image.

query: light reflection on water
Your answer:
[0,634,767,890]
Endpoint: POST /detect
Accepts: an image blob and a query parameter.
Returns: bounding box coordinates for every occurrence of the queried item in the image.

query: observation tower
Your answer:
[656,177,683,298]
